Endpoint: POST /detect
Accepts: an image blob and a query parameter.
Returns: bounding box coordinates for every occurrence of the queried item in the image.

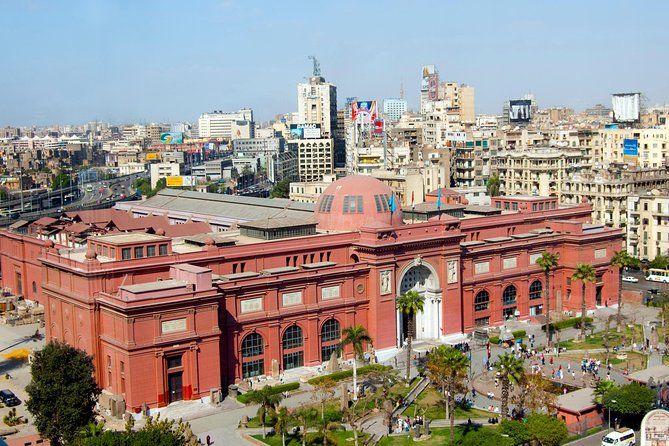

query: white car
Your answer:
[622,276,639,283]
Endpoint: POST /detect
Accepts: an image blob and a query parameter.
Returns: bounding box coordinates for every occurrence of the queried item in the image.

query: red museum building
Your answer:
[0,176,623,412]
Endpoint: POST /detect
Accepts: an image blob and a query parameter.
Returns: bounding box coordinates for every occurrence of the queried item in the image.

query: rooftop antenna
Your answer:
[307,56,321,77]
[400,81,404,99]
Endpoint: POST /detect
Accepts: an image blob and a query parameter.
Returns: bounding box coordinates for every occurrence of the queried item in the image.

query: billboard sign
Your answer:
[641,409,669,446]
[160,132,184,144]
[145,152,161,161]
[373,120,384,134]
[289,123,321,139]
[351,101,378,124]
[166,176,183,187]
[421,65,437,91]
[623,139,639,165]
[509,100,532,122]
[612,92,641,123]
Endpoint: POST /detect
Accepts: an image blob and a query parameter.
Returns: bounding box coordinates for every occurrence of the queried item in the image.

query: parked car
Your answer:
[0,389,20,406]
[622,276,639,283]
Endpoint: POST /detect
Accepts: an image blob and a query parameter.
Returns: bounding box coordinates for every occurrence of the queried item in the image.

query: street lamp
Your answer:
[608,399,617,432]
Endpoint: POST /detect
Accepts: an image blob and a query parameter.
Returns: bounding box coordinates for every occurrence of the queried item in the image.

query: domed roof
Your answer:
[314,176,403,231]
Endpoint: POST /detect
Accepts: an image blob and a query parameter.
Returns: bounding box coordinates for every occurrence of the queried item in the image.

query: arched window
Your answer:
[241,333,264,378]
[474,290,489,311]
[529,281,542,300]
[320,319,341,361]
[282,325,304,370]
[503,285,517,305]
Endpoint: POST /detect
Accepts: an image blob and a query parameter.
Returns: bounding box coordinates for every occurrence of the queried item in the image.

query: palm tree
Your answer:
[572,263,596,339]
[293,407,318,446]
[274,406,291,446]
[396,290,425,384]
[495,353,525,420]
[536,251,559,346]
[341,325,373,401]
[426,345,469,445]
[248,386,283,438]
[611,250,634,332]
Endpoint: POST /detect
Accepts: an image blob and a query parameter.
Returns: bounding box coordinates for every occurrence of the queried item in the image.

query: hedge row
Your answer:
[548,316,593,331]
[511,330,526,339]
[308,364,389,385]
[236,381,300,404]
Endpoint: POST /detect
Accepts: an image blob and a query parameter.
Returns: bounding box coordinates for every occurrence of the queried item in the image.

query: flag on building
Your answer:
[411,191,415,210]
[389,193,396,213]
[437,188,441,210]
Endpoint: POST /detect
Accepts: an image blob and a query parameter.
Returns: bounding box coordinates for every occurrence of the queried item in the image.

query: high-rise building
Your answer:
[297,76,337,138]
[383,98,408,122]
[198,109,254,139]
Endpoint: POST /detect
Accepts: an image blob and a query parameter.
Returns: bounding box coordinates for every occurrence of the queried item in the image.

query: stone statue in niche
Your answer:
[447,260,457,284]
[380,270,391,295]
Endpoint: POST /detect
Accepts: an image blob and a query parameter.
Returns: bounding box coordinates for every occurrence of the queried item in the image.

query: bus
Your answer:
[645,268,669,283]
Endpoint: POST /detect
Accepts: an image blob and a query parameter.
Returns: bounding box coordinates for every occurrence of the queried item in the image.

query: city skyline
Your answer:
[2,0,668,126]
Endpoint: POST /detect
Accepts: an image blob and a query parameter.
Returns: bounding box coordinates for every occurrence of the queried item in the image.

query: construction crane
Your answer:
[307,56,321,77]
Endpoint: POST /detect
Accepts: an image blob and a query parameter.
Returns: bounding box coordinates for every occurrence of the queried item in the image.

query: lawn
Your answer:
[377,426,498,446]
[253,430,367,446]
[401,385,494,420]
[559,351,647,372]
[556,325,646,352]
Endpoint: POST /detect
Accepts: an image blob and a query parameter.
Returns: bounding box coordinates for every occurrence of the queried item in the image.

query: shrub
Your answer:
[489,336,501,344]
[512,330,526,339]
[546,316,593,331]
[236,382,300,404]
[308,364,389,385]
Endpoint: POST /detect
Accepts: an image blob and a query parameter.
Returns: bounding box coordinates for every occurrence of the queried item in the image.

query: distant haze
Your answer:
[1,0,667,126]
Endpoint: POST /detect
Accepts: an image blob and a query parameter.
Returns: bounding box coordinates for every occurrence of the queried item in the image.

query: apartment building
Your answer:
[494,147,582,198]
[599,128,669,167]
[627,191,669,260]
[198,109,254,139]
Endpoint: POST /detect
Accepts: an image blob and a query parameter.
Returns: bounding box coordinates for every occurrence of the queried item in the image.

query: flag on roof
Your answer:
[389,193,396,213]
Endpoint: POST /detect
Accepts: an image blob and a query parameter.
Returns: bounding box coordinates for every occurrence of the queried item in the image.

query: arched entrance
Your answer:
[397,259,442,346]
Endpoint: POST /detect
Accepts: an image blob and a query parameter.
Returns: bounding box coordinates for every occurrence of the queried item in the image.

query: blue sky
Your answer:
[2,0,667,126]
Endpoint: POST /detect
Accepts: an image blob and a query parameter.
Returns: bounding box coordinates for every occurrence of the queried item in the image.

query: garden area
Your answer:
[401,386,494,420]
[253,429,367,446]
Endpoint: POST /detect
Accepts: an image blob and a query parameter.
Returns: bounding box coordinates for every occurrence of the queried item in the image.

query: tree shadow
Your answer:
[0,358,27,377]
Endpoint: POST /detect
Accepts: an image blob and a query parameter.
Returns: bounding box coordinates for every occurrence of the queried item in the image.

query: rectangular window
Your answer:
[283,351,304,370]
[474,262,490,274]
[539,203,544,211]
[104,246,108,257]
[122,248,131,260]
[120,361,125,393]
[242,359,264,378]
[512,203,518,211]
[159,244,168,256]
[107,355,112,385]
[166,356,182,369]
[533,204,537,211]
[475,317,490,327]
[111,248,115,258]
[147,245,156,257]
[529,305,543,316]
[134,246,144,258]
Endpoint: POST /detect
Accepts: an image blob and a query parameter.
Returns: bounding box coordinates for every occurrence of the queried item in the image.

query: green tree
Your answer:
[76,414,199,445]
[293,407,318,446]
[312,377,336,421]
[274,406,292,446]
[500,418,531,445]
[248,386,283,438]
[52,172,71,190]
[460,428,513,446]
[572,263,596,339]
[526,413,568,446]
[396,290,425,384]
[341,325,372,401]
[602,382,655,425]
[270,180,290,199]
[426,345,469,445]
[611,250,636,332]
[486,174,501,197]
[26,341,101,446]
[495,353,525,420]
[648,254,669,270]
[536,251,559,346]
[593,380,618,404]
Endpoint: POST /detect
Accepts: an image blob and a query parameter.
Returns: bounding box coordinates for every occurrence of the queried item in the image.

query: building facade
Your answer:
[0,176,622,414]
[383,98,408,122]
[297,76,337,139]
[198,110,254,139]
